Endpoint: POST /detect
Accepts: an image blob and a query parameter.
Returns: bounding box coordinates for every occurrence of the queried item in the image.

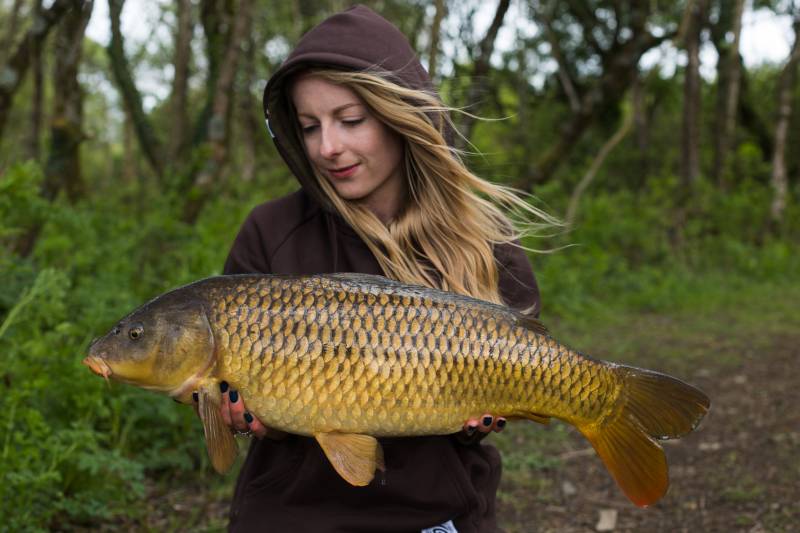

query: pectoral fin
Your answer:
[315,433,384,486]
[198,387,238,474]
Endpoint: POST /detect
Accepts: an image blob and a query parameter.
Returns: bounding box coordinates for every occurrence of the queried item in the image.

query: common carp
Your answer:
[83,273,709,506]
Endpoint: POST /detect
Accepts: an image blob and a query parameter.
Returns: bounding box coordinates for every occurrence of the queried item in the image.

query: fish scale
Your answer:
[85,272,709,506]
[209,275,601,436]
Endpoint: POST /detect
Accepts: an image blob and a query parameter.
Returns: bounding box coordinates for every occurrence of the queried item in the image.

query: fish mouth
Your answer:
[82,355,112,381]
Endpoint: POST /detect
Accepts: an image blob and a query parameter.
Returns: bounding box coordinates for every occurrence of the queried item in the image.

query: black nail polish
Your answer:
[482,416,493,427]
[244,412,253,424]
[192,392,199,403]
[229,390,239,403]
[220,381,229,393]
[496,419,506,429]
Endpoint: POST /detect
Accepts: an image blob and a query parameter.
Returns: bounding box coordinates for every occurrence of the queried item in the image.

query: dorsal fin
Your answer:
[515,312,549,336]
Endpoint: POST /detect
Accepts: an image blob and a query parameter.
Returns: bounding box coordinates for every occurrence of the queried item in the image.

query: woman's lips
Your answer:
[328,163,360,178]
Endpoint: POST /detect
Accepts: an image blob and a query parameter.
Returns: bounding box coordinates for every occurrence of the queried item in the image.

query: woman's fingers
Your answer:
[215,381,269,438]
[244,411,269,439]
[462,414,507,434]
[226,385,250,432]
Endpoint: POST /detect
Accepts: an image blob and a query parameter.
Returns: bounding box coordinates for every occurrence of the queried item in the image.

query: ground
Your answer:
[495,325,800,532]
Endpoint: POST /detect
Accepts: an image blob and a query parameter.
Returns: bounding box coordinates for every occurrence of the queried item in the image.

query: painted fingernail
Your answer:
[229,389,239,403]
[482,416,493,427]
[192,392,199,403]
[244,412,253,424]
[220,381,229,393]
[497,418,506,429]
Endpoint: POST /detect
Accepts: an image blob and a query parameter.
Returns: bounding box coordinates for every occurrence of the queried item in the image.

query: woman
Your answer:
[217,6,554,532]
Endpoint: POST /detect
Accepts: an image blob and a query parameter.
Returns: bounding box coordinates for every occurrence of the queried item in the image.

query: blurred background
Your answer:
[1,0,798,531]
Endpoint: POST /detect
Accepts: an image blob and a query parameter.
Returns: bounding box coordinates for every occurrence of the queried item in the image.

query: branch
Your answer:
[183,0,254,223]
[457,0,511,146]
[537,0,580,113]
[107,0,164,178]
[566,99,634,224]
[564,0,604,55]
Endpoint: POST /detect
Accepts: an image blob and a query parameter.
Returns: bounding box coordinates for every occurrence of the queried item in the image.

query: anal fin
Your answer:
[199,387,238,474]
[315,433,383,486]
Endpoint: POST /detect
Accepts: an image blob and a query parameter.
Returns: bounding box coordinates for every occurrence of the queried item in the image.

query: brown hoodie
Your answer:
[224,6,540,532]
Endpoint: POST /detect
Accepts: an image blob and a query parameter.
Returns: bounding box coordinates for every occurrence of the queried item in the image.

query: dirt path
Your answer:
[498,333,800,532]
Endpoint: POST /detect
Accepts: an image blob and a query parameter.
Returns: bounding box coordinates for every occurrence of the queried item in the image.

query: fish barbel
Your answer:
[83,273,709,506]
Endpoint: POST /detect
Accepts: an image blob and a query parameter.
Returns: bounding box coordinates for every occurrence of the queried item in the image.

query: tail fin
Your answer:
[578,366,710,507]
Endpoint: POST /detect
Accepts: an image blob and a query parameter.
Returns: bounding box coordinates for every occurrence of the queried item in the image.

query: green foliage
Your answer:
[0,163,265,529]
[528,173,799,318]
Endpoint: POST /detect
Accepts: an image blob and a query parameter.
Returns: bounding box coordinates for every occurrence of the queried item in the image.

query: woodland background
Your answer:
[1,0,798,531]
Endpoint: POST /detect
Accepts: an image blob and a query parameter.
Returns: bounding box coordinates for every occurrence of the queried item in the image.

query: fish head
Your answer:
[84,290,215,394]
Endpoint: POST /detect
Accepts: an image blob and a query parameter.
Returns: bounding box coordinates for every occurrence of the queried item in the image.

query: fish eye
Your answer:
[128,324,144,341]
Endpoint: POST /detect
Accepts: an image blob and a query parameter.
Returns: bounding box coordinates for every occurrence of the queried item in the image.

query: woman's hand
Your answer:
[193,381,284,440]
[456,413,507,445]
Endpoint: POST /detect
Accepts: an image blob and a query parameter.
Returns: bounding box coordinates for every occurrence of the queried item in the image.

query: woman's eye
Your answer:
[301,124,318,134]
[128,324,144,340]
[343,118,364,126]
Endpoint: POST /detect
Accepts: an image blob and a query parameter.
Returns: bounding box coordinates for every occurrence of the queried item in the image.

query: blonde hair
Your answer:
[295,69,559,304]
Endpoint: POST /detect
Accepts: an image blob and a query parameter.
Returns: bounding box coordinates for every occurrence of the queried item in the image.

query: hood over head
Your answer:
[263,5,445,210]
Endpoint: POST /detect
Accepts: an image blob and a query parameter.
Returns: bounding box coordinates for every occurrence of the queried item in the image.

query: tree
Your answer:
[710,0,745,184]
[427,0,446,81]
[680,0,707,188]
[27,0,45,161]
[43,0,93,203]
[0,0,75,141]
[107,0,165,179]
[770,5,800,224]
[13,0,93,258]
[518,0,678,187]
[182,0,254,223]
[456,0,510,148]
[168,0,194,162]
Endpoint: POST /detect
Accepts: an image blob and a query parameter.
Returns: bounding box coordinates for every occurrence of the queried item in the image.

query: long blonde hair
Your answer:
[296,69,559,304]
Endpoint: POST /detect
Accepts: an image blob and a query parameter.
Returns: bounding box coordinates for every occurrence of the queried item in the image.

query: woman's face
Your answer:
[291,74,405,223]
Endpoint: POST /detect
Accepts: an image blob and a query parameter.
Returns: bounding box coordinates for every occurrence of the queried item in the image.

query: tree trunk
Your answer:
[680,0,706,188]
[1,0,26,65]
[107,0,164,179]
[13,0,92,258]
[43,0,92,203]
[770,12,800,225]
[711,0,744,184]
[0,0,74,141]
[456,0,510,148]
[183,0,253,223]
[427,0,445,81]
[169,0,194,162]
[26,0,45,162]
[238,35,259,183]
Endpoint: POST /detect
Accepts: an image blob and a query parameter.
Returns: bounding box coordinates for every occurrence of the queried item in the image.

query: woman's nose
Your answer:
[319,126,343,159]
